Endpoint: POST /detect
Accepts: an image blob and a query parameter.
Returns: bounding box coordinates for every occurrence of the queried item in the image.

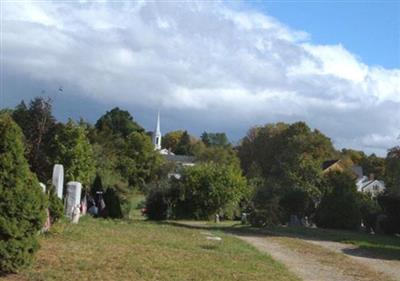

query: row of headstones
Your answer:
[42,164,83,223]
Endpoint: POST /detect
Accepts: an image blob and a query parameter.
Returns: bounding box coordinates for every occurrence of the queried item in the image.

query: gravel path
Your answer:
[307,240,400,281]
[235,234,397,281]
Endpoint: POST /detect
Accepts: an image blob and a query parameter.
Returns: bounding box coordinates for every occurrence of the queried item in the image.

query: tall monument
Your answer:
[152,111,161,150]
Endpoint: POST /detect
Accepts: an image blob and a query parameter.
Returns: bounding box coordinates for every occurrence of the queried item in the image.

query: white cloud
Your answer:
[2,0,400,155]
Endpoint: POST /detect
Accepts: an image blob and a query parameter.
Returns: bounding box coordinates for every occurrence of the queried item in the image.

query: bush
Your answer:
[145,183,170,220]
[48,188,64,223]
[170,163,248,220]
[0,114,47,273]
[315,172,361,230]
[378,194,400,234]
[358,193,381,233]
[104,187,123,219]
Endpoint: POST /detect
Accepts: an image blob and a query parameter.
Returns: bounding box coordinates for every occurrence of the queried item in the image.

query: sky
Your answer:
[1,0,400,156]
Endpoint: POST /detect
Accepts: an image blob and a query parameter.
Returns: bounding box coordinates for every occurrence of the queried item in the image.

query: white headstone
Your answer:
[39,182,46,193]
[52,164,64,199]
[65,181,82,219]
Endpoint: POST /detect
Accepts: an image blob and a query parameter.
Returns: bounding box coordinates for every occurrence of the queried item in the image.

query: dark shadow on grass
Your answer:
[161,221,400,261]
[342,246,400,261]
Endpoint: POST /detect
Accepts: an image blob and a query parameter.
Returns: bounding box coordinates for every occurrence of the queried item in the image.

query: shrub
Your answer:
[48,188,64,223]
[0,114,47,273]
[104,187,123,219]
[170,163,248,220]
[377,194,400,235]
[145,183,170,220]
[315,172,361,230]
[358,193,381,233]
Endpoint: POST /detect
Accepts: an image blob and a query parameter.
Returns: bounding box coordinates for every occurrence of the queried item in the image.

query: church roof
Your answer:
[164,154,196,164]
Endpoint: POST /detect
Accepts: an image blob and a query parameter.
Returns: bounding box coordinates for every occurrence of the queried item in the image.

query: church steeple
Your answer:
[153,111,161,150]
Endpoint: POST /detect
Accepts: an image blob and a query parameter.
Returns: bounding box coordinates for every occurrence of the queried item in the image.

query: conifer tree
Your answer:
[0,114,47,273]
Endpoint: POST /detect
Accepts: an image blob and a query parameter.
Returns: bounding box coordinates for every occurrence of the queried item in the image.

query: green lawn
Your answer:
[1,217,299,281]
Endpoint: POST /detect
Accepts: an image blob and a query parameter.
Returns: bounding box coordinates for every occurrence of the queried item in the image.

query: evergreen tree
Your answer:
[0,114,47,273]
[104,188,123,218]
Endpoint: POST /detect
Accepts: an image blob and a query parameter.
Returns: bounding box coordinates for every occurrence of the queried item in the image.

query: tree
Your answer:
[170,163,248,219]
[175,131,193,155]
[0,114,47,273]
[95,107,143,138]
[385,146,400,195]
[118,131,162,188]
[201,132,229,147]
[162,130,184,152]
[315,172,362,230]
[239,122,336,201]
[51,120,95,188]
[12,98,56,182]
[196,145,240,169]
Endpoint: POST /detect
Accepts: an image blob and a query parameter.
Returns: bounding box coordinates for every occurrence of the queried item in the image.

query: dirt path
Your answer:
[307,240,400,281]
[235,234,397,281]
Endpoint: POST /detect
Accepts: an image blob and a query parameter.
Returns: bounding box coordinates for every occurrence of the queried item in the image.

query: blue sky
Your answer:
[2,1,400,155]
[249,1,400,69]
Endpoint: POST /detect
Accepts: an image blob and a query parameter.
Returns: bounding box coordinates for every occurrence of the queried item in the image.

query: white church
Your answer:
[151,112,196,167]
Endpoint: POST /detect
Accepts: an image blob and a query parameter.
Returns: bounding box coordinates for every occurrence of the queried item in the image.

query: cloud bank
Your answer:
[3,1,400,155]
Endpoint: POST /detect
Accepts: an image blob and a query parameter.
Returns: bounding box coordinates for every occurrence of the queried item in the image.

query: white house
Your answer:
[356,176,386,197]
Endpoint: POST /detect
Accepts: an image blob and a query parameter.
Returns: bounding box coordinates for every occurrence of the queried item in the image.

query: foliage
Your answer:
[248,181,283,227]
[239,122,336,225]
[315,172,362,230]
[200,132,229,147]
[377,194,400,235]
[95,107,143,137]
[175,131,193,155]
[104,188,123,219]
[48,188,64,223]
[162,130,184,152]
[12,98,56,182]
[358,192,381,233]
[0,114,47,273]
[280,188,314,220]
[117,131,163,188]
[145,182,171,220]
[341,149,385,179]
[385,146,400,195]
[238,122,335,200]
[50,120,95,188]
[196,145,240,169]
[170,163,248,219]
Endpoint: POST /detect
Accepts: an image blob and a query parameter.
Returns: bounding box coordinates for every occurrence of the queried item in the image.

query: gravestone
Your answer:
[52,164,64,199]
[65,181,82,219]
[39,182,46,193]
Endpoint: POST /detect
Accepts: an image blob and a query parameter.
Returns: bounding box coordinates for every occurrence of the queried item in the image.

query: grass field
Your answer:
[1,218,299,281]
